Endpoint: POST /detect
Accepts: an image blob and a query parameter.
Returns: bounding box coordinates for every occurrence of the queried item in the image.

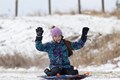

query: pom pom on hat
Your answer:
[51,26,62,37]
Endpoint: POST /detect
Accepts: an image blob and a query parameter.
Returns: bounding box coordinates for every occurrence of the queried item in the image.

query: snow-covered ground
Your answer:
[0,67,120,80]
[0,69,120,80]
[0,14,120,79]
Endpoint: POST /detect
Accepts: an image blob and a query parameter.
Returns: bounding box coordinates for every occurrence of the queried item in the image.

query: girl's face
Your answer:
[53,35,62,43]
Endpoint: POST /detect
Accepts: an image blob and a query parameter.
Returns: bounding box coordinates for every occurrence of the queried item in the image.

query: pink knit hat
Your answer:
[51,26,62,37]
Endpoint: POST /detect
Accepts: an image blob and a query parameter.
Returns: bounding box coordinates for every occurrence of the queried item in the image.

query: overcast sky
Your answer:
[0,0,118,16]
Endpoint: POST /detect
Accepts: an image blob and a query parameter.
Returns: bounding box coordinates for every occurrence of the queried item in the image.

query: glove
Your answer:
[36,27,44,37]
[35,27,44,41]
[81,27,89,42]
[82,27,89,36]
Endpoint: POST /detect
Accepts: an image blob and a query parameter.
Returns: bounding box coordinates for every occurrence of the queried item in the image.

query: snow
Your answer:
[0,14,120,79]
[0,66,120,80]
[78,63,118,72]
[0,72,119,80]
[0,67,120,80]
[0,15,120,55]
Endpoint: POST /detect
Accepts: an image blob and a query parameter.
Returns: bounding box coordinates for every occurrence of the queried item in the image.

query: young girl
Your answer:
[35,26,89,76]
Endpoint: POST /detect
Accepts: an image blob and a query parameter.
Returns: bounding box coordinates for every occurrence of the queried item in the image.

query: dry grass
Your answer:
[27,11,48,16]
[25,9,120,19]
[82,10,105,16]
[110,10,120,19]
[0,32,120,68]
[70,32,120,67]
[54,10,76,15]
[82,10,120,19]
[0,52,49,69]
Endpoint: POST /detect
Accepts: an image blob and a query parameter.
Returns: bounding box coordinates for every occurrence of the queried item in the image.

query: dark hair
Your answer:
[63,39,73,57]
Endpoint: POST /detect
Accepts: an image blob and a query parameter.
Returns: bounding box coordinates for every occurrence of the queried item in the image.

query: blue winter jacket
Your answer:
[35,37,85,69]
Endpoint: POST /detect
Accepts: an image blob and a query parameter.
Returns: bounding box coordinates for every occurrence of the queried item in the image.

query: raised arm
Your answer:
[35,27,50,52]
[71,27,89,50]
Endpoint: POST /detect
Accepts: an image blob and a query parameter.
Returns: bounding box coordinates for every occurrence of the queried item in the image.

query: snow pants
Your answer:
[44,66,78,76]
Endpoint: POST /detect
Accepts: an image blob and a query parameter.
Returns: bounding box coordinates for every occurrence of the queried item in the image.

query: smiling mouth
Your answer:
[53,39,60,43]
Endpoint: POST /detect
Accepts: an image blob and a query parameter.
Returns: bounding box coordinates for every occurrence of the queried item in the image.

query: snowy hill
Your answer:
[0,15,120,55]
[0,14,120,80]
[0,14,120,68]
